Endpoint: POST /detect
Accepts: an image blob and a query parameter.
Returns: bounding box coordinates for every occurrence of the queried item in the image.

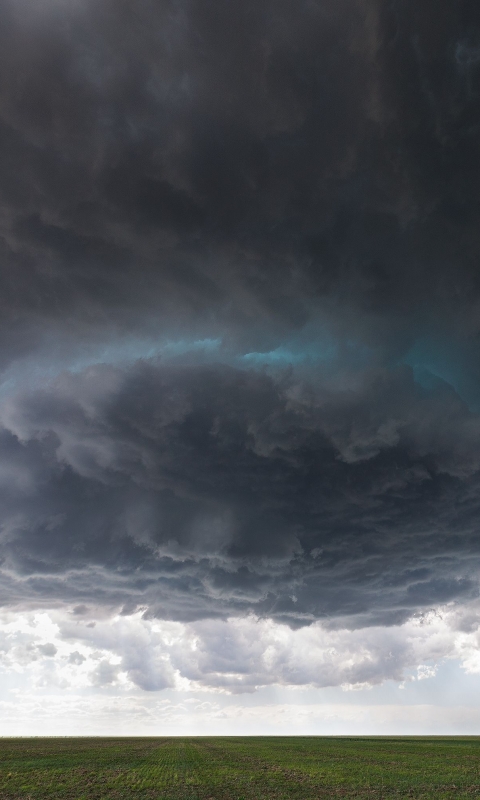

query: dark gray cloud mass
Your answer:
[1,358,480,626]
[0,0,480,626]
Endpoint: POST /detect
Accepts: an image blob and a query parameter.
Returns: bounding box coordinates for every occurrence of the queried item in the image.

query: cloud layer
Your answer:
[1,0,480,700]
[1,357,480,626]
[0,0,479,364]
[2,600,480,697]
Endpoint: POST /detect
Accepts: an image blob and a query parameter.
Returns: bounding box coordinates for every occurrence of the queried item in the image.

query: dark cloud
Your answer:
[0,0,479,362]
[0,0,480,631]
[0,358,479,626]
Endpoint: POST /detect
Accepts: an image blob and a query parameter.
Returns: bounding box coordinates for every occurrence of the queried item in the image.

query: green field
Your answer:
[1,737,480,799]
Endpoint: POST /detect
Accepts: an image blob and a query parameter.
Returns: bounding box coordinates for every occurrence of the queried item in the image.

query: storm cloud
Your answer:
[0,356,480,627]
[0,0,479,360]
[1,0,480,671]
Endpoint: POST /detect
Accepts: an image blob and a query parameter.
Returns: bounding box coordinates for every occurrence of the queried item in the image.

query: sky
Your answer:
[1,0,480,735]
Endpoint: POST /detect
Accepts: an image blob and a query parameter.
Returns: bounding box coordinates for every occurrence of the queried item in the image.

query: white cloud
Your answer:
[0,603,480,733]
[0,602,480,696]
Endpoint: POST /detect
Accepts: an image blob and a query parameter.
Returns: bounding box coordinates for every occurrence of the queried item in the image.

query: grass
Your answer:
[1,737,480,798]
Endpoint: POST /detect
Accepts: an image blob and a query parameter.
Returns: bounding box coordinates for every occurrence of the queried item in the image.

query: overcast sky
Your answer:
[1,0,480,734]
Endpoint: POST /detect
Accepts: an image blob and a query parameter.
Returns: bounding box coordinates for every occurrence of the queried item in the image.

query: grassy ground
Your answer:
[1,736,480,799]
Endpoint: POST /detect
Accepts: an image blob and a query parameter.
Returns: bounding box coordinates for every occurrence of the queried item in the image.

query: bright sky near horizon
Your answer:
[1,0,480,734]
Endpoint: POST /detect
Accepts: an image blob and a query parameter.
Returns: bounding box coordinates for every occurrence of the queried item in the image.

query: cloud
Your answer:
[1,601,480,696]
[0,0,478,372]
[0,0,480,705]
[68,650,85,665]
[0,358,479,625]
[37,642,57,657]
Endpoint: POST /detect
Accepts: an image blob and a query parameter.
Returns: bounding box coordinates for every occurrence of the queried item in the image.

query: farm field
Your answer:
[0,736,480,799]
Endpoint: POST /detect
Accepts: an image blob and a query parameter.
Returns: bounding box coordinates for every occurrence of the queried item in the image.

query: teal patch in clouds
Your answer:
[240,339,337,367]
[0,337,223,399]
[403,336,480,411]
[76,336,222,369]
